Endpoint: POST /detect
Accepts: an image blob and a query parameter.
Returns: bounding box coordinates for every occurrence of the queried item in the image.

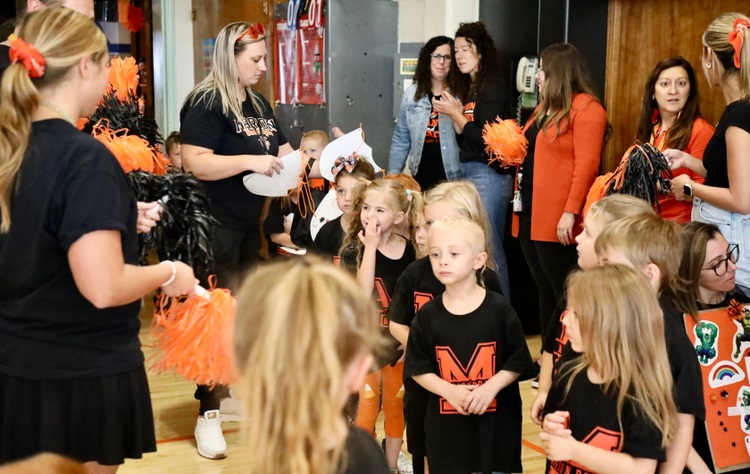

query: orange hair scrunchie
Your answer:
[729,18,749,69]
[8,34,46,78]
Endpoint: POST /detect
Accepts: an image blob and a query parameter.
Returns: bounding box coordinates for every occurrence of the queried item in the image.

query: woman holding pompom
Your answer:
[512,43,607,341]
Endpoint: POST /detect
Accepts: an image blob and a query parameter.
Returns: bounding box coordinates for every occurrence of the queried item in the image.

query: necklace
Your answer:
[40,101,76,124]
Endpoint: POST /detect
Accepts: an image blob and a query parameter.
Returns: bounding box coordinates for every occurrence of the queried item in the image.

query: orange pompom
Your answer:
[150,286,239,387]
[106,56,140,102]
[483,118,528,169]
[91,120,167,175]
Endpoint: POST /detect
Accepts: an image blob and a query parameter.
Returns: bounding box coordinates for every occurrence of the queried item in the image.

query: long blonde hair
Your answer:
[234,256,385,474]
[423,180,495,269]
[184,22,267,122]
[563,265,677,447]
[704,12,750,100]
[0,7,107,232]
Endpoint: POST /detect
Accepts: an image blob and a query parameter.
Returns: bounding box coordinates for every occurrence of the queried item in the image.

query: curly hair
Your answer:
[636,57,703,151]
[452,22,499,102]
[413,36,457,101]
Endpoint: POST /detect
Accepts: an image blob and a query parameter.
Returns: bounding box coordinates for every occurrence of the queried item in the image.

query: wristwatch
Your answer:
[683,179,695,197]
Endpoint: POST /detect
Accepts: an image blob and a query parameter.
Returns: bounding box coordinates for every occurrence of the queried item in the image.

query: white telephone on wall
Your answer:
[516,56,539,94]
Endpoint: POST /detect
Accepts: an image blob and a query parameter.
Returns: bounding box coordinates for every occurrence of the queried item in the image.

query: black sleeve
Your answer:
[179,94,227,151]
[57,145,133,251]
[404,303,438,379]
[496,294,536,380]
[665,314,706,419]
[263,199,286,236]
[542,311,564,354]
[387,263,417,325]
[462,77,509,156]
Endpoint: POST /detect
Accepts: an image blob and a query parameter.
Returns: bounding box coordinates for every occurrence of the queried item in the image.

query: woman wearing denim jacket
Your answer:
[388,36,461,190]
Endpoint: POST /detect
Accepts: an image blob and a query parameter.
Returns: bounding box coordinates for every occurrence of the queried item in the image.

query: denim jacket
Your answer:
[387,84,462,180]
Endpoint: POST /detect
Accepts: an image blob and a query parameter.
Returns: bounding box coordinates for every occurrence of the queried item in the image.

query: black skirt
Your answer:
[0,366,156,466]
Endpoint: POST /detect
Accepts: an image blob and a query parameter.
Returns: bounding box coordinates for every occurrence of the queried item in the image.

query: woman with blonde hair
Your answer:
[541,265,677,473]
[234,257,388,474]
[0,6,195,472]
[180,20,295,457]
[669,12,750,292]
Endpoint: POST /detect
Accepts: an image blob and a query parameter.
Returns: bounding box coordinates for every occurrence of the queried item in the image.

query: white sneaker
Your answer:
[397,451,413,473]
[219,395,241,423]
[195,410,228,459]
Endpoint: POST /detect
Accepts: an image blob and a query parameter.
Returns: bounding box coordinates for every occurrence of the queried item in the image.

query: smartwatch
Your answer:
[683,179,694,197]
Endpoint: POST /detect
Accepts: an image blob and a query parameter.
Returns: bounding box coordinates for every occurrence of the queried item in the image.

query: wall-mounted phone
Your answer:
[515,56,539,123]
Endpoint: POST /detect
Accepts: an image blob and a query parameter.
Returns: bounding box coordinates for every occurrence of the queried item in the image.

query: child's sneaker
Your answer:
[397,451,413,473]
[195,410,228,459]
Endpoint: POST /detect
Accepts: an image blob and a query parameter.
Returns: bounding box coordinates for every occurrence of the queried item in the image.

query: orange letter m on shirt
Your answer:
[435,342,496,414]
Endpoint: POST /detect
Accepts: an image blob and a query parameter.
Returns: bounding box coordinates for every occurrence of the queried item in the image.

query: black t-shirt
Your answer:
[544,369,667,473]
[263,198,289,256]
[341,239,416,366]
[703,100,750,188]
[179,91,288,230]
[310,215,344,260]
[0,44,10,79]
[405,291,535,473]
[458,76,512,175]
[414,92,447,191]
[0,119,141,379]
[386,255,503,327]
[342,426,389,474]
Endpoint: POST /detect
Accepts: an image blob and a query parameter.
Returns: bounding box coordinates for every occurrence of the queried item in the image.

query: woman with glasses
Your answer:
[668,12,750,292]
[432,21,510,296]
[179,21,293,460]
[675,222,749,474]
[511,43,607,344]
[388,36,461,191]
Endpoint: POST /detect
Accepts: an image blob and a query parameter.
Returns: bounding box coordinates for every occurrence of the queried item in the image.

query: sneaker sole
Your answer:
[196,446,228,460]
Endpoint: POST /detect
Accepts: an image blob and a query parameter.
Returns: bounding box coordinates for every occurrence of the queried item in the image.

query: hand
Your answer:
[530,392,548,426]
[556,212,576,245]
[543,410,571,435]
[441,383,474,415]
[464,380,500,415]
[331,126,345,139]
[161,261,198,297]
[539,430,577,462]
[136,201,161,233]
[358,218,382,248]
[670,173,692,201]
[250,155,284,177]
[433,90,463,118]
[663,148,692,170]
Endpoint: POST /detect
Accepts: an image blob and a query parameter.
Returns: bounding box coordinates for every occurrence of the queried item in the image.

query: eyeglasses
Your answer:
[703,244,740,276]
[430,53,452,63]
[237,23,266,43]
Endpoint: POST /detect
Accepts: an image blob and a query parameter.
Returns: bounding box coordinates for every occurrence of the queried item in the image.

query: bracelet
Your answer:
[159,260,177,287]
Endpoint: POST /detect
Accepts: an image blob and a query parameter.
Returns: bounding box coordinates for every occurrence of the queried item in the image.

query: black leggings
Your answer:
[517,228,578,343]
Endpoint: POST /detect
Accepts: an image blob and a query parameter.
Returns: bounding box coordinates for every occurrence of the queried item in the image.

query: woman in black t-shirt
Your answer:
[0,8,196,469]
[180,22,294,453]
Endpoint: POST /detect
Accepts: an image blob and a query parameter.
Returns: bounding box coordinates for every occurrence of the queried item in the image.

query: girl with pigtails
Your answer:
[0,6,196,471]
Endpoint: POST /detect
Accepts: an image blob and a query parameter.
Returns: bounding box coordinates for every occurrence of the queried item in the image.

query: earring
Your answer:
[706,63,712,69]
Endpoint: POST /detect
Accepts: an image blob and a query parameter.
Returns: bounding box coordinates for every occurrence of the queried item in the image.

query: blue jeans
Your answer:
[461,161,513,296]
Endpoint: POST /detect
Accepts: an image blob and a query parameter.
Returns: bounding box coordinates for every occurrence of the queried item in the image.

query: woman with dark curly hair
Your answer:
[636,57,714,223]
[433,21,511,296]
[388,36,461,191]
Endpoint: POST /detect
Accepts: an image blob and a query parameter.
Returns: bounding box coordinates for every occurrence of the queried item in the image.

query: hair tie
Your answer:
[729,17,749,69]
[331,153,359,177]
[7,34,45,79]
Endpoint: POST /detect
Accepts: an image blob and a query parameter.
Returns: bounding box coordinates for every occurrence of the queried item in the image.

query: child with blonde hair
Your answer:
[542,265,677,473]
[388,180,503,474]
[594,213,704,473]
[300,130,330,192]
[233,257,389,474]
[406,216,534,473]
[531,194,654,425]
[340,178,416,473]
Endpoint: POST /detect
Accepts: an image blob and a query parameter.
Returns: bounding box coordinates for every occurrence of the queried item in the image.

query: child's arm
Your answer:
[686,447,712,474]
[356,219,380,295]
[464,370,521,415]
[531,351,554,425]
[413,373,472,416]
[389,321,410,348]
[542,411,657,474]
[270,232,300,250]
[659,413,694,474]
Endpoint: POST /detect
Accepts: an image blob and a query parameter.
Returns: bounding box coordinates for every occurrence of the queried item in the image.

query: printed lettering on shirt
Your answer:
[234,116,277,151]
[435,342,496,414]
[413,292,434,314]
[463,101,476,123]
[552,309,570,370]
[374,277,391,327]
[424,110,440,144]
[548,427,623,474]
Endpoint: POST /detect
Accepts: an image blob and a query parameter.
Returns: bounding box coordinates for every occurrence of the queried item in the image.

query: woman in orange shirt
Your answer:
[636,57,714,223]
[513,43,607,341]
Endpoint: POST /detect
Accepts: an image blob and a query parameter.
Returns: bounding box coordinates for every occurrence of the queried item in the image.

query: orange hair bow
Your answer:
[729,18,749,69]
[236,22,266,43]
[8,34,45,78]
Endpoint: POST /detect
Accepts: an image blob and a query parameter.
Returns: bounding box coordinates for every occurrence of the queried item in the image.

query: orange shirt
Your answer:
[654,117,714,223]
